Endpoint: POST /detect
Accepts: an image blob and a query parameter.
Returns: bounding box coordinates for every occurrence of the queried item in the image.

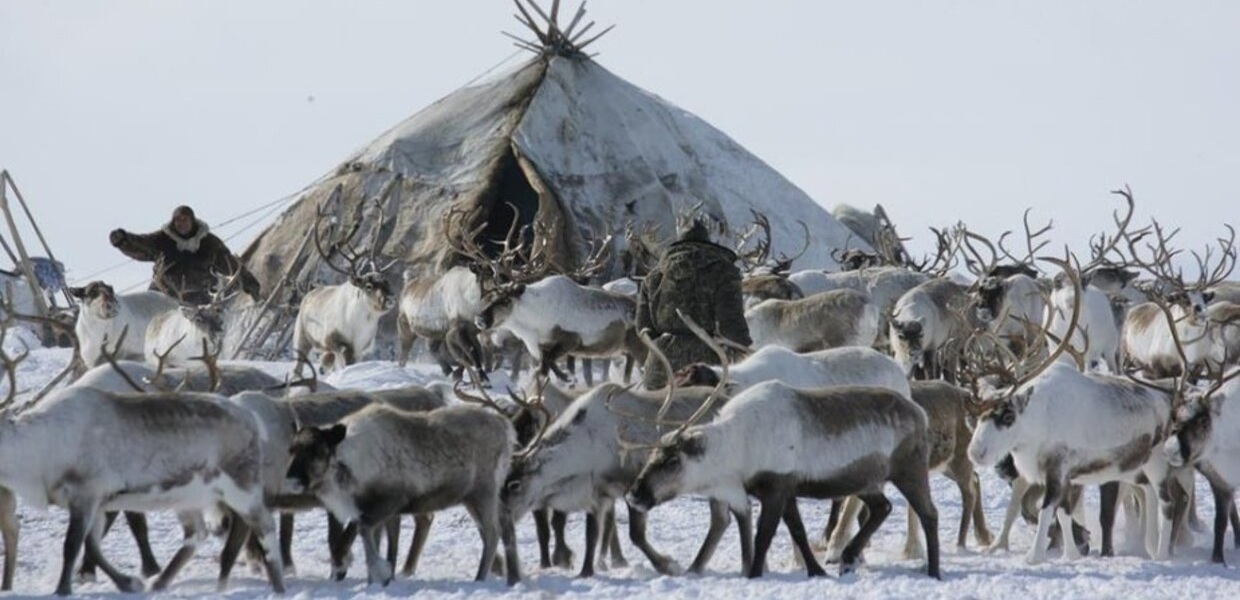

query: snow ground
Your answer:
[3,347,1240,598]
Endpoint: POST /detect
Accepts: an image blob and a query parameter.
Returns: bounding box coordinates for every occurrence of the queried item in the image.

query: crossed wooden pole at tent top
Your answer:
[0,170,63,321]
[504,0,614,58]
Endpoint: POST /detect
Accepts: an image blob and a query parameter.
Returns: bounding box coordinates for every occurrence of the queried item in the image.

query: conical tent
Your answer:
[240,26,870,305]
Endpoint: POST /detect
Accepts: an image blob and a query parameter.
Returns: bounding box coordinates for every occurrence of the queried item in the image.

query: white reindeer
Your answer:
[68,281,177,367]
[285,404,520,587]
[745,289,879,352]
[0,386,285,596]
[627,380,940,579]
[1162,372,1240,563]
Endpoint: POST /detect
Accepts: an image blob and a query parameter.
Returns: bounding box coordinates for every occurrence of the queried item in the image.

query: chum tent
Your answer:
[235,1,870,356]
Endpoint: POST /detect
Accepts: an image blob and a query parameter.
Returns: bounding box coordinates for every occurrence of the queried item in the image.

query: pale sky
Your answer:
[2,1,1238,291]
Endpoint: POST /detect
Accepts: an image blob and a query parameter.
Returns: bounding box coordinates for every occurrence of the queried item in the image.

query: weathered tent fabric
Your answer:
[241,54,869,296]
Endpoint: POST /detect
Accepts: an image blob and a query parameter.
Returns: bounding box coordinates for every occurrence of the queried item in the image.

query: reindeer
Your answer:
[967,253,1183,564]
[218,384,448,585]
[467,224,641,384]
[960,214,1053,357]
[627,345,940,579]
[1120,214,1237,378]
[144,270,243,367]
[285,403,521,587]
[744,289,879,353]
[502,327,744,577]
[68,281,177,369]
[295,190,401,374]
[1162,369,1240,563]
[396,205,528,378]
[0,368,285,595]
[786,226,954,347]
[889,277,975,381]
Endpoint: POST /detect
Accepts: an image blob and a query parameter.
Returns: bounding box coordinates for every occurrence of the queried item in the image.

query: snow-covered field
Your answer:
[4,346,1240,598]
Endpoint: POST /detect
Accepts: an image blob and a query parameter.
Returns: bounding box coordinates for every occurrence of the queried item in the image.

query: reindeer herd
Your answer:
[2,186,1240,596]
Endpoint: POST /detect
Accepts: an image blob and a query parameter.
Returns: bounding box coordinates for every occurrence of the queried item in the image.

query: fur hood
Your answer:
[162,219,211,253]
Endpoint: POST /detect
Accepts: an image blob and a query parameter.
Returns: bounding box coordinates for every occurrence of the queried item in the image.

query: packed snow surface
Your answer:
[3,347,1240,598]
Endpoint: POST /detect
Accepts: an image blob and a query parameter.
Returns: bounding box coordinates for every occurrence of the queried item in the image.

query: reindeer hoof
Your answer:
[141,562,163,578]
[651,558,681,576]
[902,544,926,561]
[1025,550,1047,565]
[116,575,146,593]
[553,549,574,569]
[984,540,1009,554]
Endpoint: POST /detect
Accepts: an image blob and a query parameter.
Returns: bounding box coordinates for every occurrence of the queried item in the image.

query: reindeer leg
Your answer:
[1028,471,1067,565]
[359,522,392,586]
[552,510,574,568]
[893,463,941,579]
[988,476,1029,553]
[689,499,732,574]
[604,507,627,568]
[385,516,400,571]
[57,499,100,596]
[783,498,827,577]
[971,471,993,547]
[330,516,356,581]
[501,512,521,585]
[1213,481,1233,563]
[397,316,415,367]
[534,509,553,569]
[466,499,500,582]
[279,512,296,574]
[124,511,162,577]
[1100,482,1119,557]
[579,510,601,578]
[83,517,145,593]
[626,502,678,575]
[748,486,792,579]
[1230,499,1240,550]
[217,511,250,590]
[401,514,433,576]
[76,510,114,582]
[840,492,894,576]
[826,496,863,562]
[153,511,209,591]
[0,488,17,591]
[735,504,754,576]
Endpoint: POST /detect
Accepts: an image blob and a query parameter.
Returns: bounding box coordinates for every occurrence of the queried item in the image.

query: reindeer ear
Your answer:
[323,424,347,447]
[68,286,87,299]
[1204,291,1216,304]
[179,306,197,319]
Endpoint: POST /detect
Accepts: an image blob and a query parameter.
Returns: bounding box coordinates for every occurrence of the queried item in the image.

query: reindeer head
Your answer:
[890,320,925,372]
[974,276,1007,323]
[1163,396,1213,469]
[69,281,120,320]
[180,305,225,349]
[475,283,527,330]
[672,363,720,388]
[627,429,708,512]
[285,424,347,494]
[1088,265,1140,294]
[349,272,395,313]
[967,385,1034,467]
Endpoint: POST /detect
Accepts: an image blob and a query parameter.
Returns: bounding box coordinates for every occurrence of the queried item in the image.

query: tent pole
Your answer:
[231,225,316,359]
[0,233,19,266]
[0,171,50,319]
[3,172,61,268]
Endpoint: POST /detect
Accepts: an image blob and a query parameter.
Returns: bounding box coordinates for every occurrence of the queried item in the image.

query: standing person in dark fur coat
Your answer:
[637,218,751,389]
[109,205,261,305]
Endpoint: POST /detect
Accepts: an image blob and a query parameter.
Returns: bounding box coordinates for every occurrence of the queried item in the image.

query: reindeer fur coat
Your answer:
[637,238,751,389]
[111,217,261,304]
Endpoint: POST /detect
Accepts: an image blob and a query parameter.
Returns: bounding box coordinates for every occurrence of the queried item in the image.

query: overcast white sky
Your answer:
[2,1,1238,290]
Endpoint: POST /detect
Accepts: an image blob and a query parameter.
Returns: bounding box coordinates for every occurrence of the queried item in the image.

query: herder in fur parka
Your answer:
[110,205,261,305]
[636,218,751,389]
